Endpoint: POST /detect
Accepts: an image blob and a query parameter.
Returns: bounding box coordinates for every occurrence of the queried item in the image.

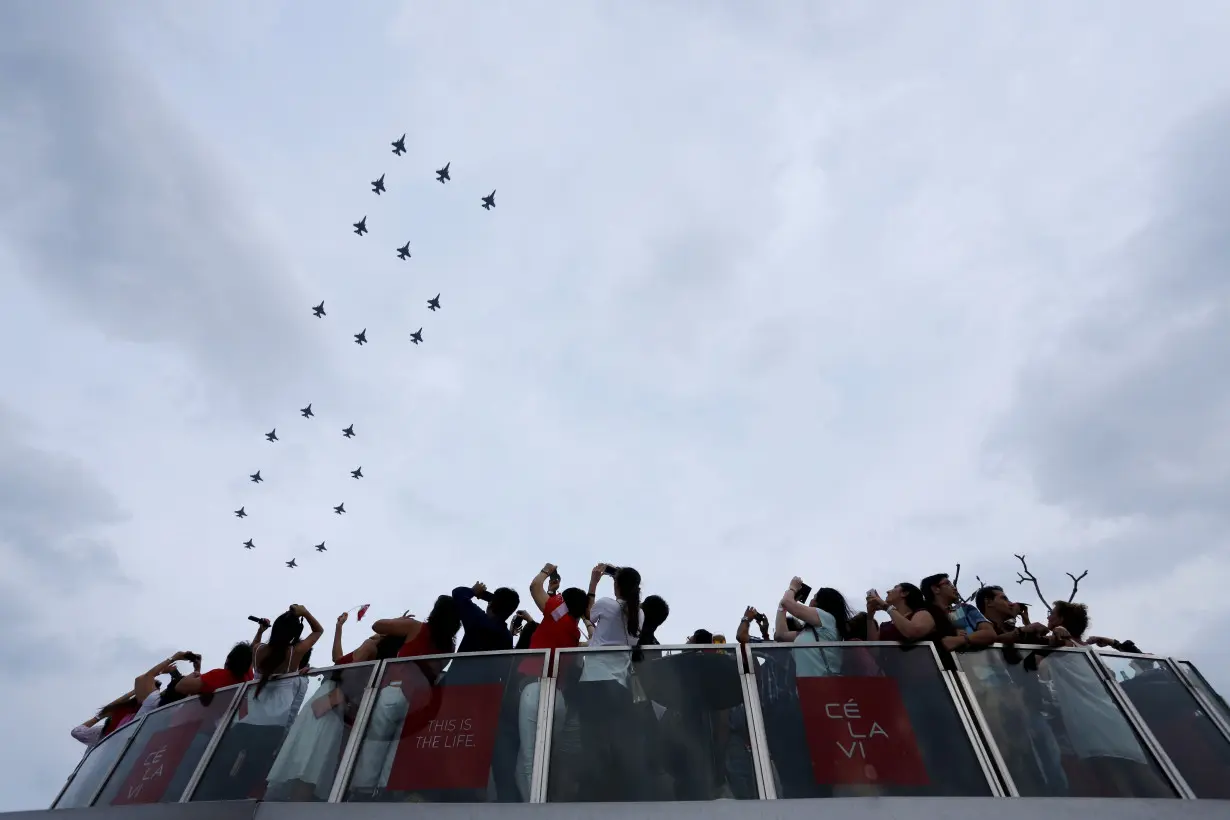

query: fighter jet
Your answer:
[286,558,297,569]
[235,507,247,518]
[312,301,326,318]
[300,404,314,419]
[243,539,255,550]
[249,471,263,483]
[372,174,386,195]
[410,328,423,345]
[266,429,278,442]
[315,542,327,553]
[342,424,355,438]
[354,329,367,346]
[427,294,440,311]
[392,134,406,155]
[397,241,411,260]
[351,467,363,479]
[482,190,496,210]
[353,216,368,236]
[436,162,450,183]
[334,503,346,515]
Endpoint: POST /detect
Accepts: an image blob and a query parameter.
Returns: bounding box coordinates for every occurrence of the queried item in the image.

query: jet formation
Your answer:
[241,140,498,568]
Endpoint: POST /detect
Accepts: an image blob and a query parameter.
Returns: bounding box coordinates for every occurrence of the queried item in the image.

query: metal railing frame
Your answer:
[53,643,1229,808]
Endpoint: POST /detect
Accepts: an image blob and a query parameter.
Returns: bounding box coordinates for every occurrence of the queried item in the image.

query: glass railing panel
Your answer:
[93,685,241,806]
[1178,660,1230,729]
[342,650,547,803]
[547,645,750,802]
[749,642,993,797]
[189,663,375,802]
[956,647,1177,797]
[1100,654,1230,799]
[53,720,142,808]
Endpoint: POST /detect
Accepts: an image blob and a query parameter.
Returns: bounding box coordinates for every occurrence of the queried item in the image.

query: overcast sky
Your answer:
[3,0,1230,810]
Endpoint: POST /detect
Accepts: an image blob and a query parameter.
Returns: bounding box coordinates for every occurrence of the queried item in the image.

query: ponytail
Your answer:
[615,566,642,639]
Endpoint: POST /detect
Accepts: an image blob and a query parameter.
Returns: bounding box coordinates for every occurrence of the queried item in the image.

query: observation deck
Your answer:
[18,643,1230,819]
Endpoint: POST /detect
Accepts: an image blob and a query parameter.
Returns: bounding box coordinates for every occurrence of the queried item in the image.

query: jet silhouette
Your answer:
[286,558,297,569]
[266,429,278,442]
[312,301,326,318]
[243,539,255,550]
[397,241,411,260]
[351,467,363,479]
[315,542,327,553]
[301,404,314,418]
[334,503,346,515]
[392,134,406,155]
[250,471,263,483]
[235,507,247,518]
[482,190,496,210]
[436,162,450,183]
[410,328,423,345]
[427,294,440,312]
[354,329,367,346]
[353,216,368,236]
[372,174,386,195]
[342,425,355,438]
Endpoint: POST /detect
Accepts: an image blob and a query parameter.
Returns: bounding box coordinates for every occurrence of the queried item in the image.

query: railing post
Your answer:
[84,716,146,807]
[178,683,249,802]
[327,659,385,803]
[738,641,777,799]
[528,649,556,803]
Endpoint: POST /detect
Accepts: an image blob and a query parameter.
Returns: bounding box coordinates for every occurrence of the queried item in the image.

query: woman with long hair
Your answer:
[265,611,403,803]
[572,563,646,802]
[779,578,852,678]
[348,596,463,800]
[193,605,323,801]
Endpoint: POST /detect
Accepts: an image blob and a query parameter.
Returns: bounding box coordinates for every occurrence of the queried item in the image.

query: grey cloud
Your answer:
[0,4,338,423]
[992,97,1230,527]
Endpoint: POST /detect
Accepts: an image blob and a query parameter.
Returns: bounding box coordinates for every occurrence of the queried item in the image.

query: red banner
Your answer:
[110,720,202,804]
[796,675,929,787]
[385,683,505,791]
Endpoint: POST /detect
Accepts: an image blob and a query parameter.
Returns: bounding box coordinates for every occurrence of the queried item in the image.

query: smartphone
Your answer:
[866,588,879,599]
[510,615,525,632]
[794,582,812,603]
[549,571,561,584]
[603,564,621,578]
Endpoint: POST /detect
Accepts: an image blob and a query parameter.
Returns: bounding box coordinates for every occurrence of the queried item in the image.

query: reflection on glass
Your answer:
[94,686,240,806]
[750,644,992,798]
[958,648,1175,797]
[1179,661,1230,729]
[345,652,544,803]
[191,666,371,802]
[1103,655,1230,799]
[54,721,140,808]
[547,646,750,802]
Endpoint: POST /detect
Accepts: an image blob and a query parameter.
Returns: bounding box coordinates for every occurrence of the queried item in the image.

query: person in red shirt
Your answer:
[514,563,588,799]
[183,642,257,695]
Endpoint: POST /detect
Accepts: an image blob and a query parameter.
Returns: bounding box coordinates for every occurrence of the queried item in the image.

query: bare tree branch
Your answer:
[953,563,964,601]
[1014,553,1052,613]
[1066,570,1089,602]
[975,575,986,593]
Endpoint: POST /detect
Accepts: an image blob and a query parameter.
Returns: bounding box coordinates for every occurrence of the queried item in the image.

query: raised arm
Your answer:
[530,563,557,613]
[332,612,349,664]
[372,616,422,638]
[135,652,185,702]
[774,605,799,642]
[781,578,820,626]
[290,605,324,665]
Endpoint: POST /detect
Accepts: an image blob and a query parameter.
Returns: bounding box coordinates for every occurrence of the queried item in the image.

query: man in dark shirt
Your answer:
[449,581,522,801]
[452,581,520,653]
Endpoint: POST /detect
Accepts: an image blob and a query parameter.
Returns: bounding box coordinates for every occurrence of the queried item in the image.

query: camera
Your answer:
[182,652,202,665]
[511,614,525,632]
[603,564,621,578]
[549,571,561,584]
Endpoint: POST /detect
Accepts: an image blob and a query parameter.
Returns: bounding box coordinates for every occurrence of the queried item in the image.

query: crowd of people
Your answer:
[72,563,1155,802]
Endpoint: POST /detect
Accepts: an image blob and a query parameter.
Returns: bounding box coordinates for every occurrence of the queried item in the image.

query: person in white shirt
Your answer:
[574,563,648,802]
